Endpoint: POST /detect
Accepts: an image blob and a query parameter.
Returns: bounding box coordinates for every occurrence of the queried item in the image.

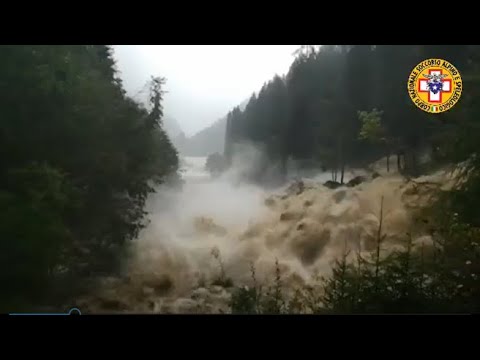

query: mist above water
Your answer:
[79,146,452,313]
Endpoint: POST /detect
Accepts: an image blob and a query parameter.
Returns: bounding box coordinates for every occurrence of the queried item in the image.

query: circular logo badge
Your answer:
[407,58,462,114]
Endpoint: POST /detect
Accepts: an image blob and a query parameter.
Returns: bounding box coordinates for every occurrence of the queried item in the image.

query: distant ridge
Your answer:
[163,116,183,139]
[172,97,250,157]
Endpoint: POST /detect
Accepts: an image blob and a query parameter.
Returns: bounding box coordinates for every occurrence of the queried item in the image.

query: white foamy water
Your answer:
[180,156,210,183]
[77,154,454,313]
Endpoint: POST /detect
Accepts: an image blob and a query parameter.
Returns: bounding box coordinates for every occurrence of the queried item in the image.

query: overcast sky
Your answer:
[112,45,300,136]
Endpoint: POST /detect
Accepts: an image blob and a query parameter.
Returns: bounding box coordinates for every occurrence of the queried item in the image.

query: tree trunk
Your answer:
[339,136,345,184]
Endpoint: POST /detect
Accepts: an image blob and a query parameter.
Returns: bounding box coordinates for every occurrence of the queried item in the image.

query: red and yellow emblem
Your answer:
[407,58,462,114]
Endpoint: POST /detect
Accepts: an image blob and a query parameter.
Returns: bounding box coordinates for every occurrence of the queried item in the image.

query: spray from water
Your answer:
[78,144,454,313]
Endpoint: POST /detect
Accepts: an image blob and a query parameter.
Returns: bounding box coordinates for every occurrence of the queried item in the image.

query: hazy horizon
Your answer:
[112,45,300,136]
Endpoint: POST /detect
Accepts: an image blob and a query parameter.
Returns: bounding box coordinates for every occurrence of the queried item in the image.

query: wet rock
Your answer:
[323,180,342,189]
[264,197,276,208]
[155,275,174,294]
[194,216,227,236]
[144,274,174,296]
[304,200,313,207]
[241,223,263,240]
[285,179,305,196]
[280,211,296,221]
[403,184,419,196]
[291,229,331,266]
[346,175,367,187]
[372,171,381,179]
[332,190,347,203]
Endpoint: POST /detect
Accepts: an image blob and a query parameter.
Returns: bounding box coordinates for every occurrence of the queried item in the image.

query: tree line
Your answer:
[0,45,179,311]
[224,45,473,184]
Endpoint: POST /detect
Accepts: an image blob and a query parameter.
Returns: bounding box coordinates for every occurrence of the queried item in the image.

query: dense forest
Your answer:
[0,45,179,312]
[224,45,472,184]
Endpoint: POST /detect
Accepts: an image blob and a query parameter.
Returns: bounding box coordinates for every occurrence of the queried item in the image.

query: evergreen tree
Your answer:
[0,45,179,311]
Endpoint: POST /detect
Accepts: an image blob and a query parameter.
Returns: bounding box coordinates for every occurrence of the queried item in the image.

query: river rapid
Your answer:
[77,155,452,313]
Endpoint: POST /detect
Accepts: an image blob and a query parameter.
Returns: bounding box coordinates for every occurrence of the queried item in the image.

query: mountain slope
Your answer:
[176,117,226,156]
[175,97,250,157]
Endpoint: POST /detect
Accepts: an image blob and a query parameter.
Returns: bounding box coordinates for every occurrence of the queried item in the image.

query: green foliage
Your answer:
[210,247,233,288]
[320,212,480,314]
[230,259,286,314]
[228,214,480,314]
[436,46,480,226]
[227,189,480,314]
[0,45,178,311]
[224,45,475,179]
[358,109,385,143]
[205,153,227,177]
[0,163,74,310]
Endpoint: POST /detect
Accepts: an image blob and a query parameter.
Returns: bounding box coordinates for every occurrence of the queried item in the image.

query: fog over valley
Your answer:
[112,45,300,137]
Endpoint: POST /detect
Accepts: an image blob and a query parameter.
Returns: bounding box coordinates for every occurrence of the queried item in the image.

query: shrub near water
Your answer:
[230,194,480,314]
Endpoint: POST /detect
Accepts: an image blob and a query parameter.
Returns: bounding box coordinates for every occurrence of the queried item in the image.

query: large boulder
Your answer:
[194,217,227,236]
[280,211,301,222]
[285,179,305,196]
[346,175,367,187]
[332,190,347,203]
[304,200,313,208]
[323,180,343,189]
[264,196,276,208]
[205,153,227,177]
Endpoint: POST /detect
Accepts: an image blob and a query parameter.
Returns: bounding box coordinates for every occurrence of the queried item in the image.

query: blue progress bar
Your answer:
[10,308,82,316]
[10,313,69,315]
